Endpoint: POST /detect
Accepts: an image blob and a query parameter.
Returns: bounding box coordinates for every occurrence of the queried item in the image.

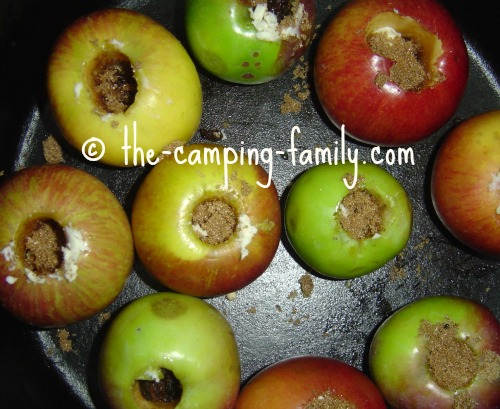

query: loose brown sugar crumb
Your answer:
[419,319,478,391]
[304,391,357,409]
[367,31,427,91]
[299,273,314,298]
[57,329,73,352]
[192,199,237,245]
[281,93,302,114]
[478,349,500,383]
[452,391,477,409]
[42,135,64,164]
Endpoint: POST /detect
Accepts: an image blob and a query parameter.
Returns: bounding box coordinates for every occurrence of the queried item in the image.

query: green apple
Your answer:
[284,162,412,279]
[99,292,241,409]
[47,8,202,167]
[185,0,316,84]
[131,143,282,297]
[0,164,133,327]
[369,295,500,409]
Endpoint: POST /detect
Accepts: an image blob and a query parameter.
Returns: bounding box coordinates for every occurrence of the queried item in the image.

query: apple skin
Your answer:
[314,0,469,146]
[131,143,281,297]
[431,110,500,258]
[369,295,500,409]
[185,0,316,84]
[284,162,412,279]
[47,8,202,167]
[0,164,133,327]
[236,355,387,408]
[99,292,241,409]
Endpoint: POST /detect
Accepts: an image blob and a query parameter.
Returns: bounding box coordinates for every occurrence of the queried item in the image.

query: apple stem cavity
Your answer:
[366,12,445,92]
[89,50,138,114]
[136,368,183,408]
[337,175,384,240]
[192,199,237,245]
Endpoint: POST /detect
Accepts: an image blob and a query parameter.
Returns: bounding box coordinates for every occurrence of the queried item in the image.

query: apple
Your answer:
[99,292,241,409]
[314,0,469,146]
[0,164,133,327]
[47,8,202,167]
[431,110,500,258]
[131,143,281,297]
[284,162,412,279]
[236,355,387,408]
[185,0,316,84]
[369,295,500,409]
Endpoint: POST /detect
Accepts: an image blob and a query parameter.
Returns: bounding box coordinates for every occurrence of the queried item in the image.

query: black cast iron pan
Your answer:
[0,1,499,408]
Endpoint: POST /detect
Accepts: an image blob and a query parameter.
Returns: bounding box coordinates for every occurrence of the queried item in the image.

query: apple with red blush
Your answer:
[236,355,387,408]
[131,143,281,297]
[314,0,469,146]
[431,110,500,258]
[369,295,500,409]
[0,164,133,327]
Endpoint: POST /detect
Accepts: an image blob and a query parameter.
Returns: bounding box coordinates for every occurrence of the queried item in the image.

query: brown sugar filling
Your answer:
[192,199,237,245]
[133,368,182,409]
[20,218,66,276]
[365,12,445,92]
[304,391,357,409]
[338,176,384,240]
[89,50,138,114]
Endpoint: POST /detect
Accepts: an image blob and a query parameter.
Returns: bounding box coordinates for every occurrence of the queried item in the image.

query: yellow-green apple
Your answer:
[0,164,133,327]
[131,143,281,297]
[314,0,469,146]
[47,8,202,167]
[431,110,500,258]
[99,292,241,409]
[185,0,316,84]
[284,162,412,279]
[369,295,500,409]
[236,355,387,408]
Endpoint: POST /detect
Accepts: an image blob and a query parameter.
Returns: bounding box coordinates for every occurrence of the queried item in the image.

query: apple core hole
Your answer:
[304,390,357,409]
[365,12,444,91]
[134,368,182,409]
[338,182,384,240]
[18,218,66,276]
[192,199,237,245]
[419,320,479,391]
[267,0,293,23]
[89,50,137,114]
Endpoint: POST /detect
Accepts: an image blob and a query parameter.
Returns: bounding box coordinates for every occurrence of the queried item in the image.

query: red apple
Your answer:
[369,295,500,409]
[236,355,387,408]
[314,0,469,146]
[47,8,202,167]
[99,292,241,409]
[431,110,500,257]
[131,143,282,297]
[0,164,134,327]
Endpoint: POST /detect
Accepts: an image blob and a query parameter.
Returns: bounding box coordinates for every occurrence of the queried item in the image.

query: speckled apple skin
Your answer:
[236,355,387,408]
[369,295,500,409]
[0,164,134,327]
[431,110,500,258]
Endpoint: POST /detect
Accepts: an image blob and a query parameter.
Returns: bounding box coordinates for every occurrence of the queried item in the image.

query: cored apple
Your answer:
[185,0,316,84]
[47,8,202,167]
[131,143,281,297]
[0,164,133,327]
[431,110,500,257]
[314,0,469,146]
[284,162,412,279]
[369,295,500,409]
[99,292,241,409]
[236,355,387,408]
